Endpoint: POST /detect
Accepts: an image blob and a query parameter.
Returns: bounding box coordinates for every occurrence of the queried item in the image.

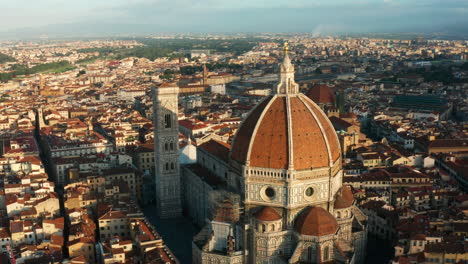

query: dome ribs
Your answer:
[230,96,273,163]
[301,95,341,164]
[230,94,341,170]
[290,96,329,170]
[250,97,289,169]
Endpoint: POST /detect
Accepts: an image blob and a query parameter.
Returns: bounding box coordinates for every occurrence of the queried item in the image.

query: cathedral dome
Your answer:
[334,186,354,209]
[294,207,338,237]
[254,207,282,221]
[230,94,341,170]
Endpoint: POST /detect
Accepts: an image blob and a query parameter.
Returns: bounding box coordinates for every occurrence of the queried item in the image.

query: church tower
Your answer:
[202,64,208,85]
[152,83,182,218]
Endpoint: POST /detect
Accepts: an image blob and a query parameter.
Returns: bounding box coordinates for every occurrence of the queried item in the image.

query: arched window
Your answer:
[308,247,313,261]
[165,142,169,151]
[337,211,341,219]
[165,163,169,171]
[324,246,330,261]
[262,224,266,233]
[171,162,174,170]
[164,114,171,128]
[270,224,275,232]
[170,142,174,150]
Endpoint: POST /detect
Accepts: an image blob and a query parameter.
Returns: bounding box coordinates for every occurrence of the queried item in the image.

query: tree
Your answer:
[0,52,16,64]
[77,70,86,77]
[315,67,323,74]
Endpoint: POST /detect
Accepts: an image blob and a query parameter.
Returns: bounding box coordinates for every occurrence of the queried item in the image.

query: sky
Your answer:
[1,0,468,36]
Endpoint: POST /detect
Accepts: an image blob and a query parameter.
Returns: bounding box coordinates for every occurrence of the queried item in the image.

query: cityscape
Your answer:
[0,2,468,264]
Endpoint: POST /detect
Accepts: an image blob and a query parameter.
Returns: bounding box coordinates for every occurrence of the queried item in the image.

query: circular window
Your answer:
[265,187,275,198]
[305,187,314,197]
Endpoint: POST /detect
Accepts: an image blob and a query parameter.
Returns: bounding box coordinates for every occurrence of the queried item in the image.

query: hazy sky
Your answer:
[1,0,468,34]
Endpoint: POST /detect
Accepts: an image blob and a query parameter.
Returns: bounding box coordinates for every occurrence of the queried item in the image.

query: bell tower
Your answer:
[152,83,182,218]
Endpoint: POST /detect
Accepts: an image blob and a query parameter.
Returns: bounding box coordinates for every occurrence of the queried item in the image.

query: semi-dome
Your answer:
[294,207,338,237]
[230,94,341,170]
[254,206,282,221]
[334,186,354,209]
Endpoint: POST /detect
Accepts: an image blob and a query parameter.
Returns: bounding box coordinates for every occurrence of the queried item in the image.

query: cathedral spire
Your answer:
[274,42,299,95]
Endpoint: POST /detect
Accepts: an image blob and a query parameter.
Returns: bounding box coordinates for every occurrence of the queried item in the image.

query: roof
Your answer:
[230,94,341,170]
[329,116,353,131]
[99,210,127,220]
[10,221,23,233]
[306,84,336,104]
[392,95,448,111]
[70,255,87,264]
[428,139,468,149]
[254,207,282,221]
[410,234,426,241]
[425,241,467,254]
[334,186,354,209]
[294,207,338,237]
[51,234,65,246]
[43,217,65,229]
[0,228,10,238]
[198,139,231,163]
[159,82,177,88]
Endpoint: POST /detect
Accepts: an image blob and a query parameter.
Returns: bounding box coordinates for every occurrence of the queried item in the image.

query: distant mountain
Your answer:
[0,23,167,40]
[1,20,467,41]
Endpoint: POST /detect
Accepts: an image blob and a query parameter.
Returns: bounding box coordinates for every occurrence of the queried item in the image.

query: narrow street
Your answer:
[143,205,199,264]
[33,111,70,259]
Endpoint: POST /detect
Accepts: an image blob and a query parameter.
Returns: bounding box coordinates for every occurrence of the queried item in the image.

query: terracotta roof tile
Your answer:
[249,96,289,169]
[230,94,341,170]
[254,207,282,221]
[199,140,231,163]
[334,186,354,209]
[290,96,329,169]
[231,96,273,163]
[306,84,335,104]
[295,207,338,237]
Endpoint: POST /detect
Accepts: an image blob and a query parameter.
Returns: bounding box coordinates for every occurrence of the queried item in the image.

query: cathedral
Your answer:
[153,43,368,264]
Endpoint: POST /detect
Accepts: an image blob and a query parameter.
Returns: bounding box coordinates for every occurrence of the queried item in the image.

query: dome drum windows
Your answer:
[254,207,283,233]
[260,186,276,202]
[304,185,317,201]
[335,209,350,219]
[265,187,275,198]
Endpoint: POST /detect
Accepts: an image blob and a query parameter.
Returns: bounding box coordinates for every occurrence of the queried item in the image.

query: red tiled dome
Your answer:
[254,207,282,221]
[295,207,338,237]
[230,94,341,170]
[334,186,355,209]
